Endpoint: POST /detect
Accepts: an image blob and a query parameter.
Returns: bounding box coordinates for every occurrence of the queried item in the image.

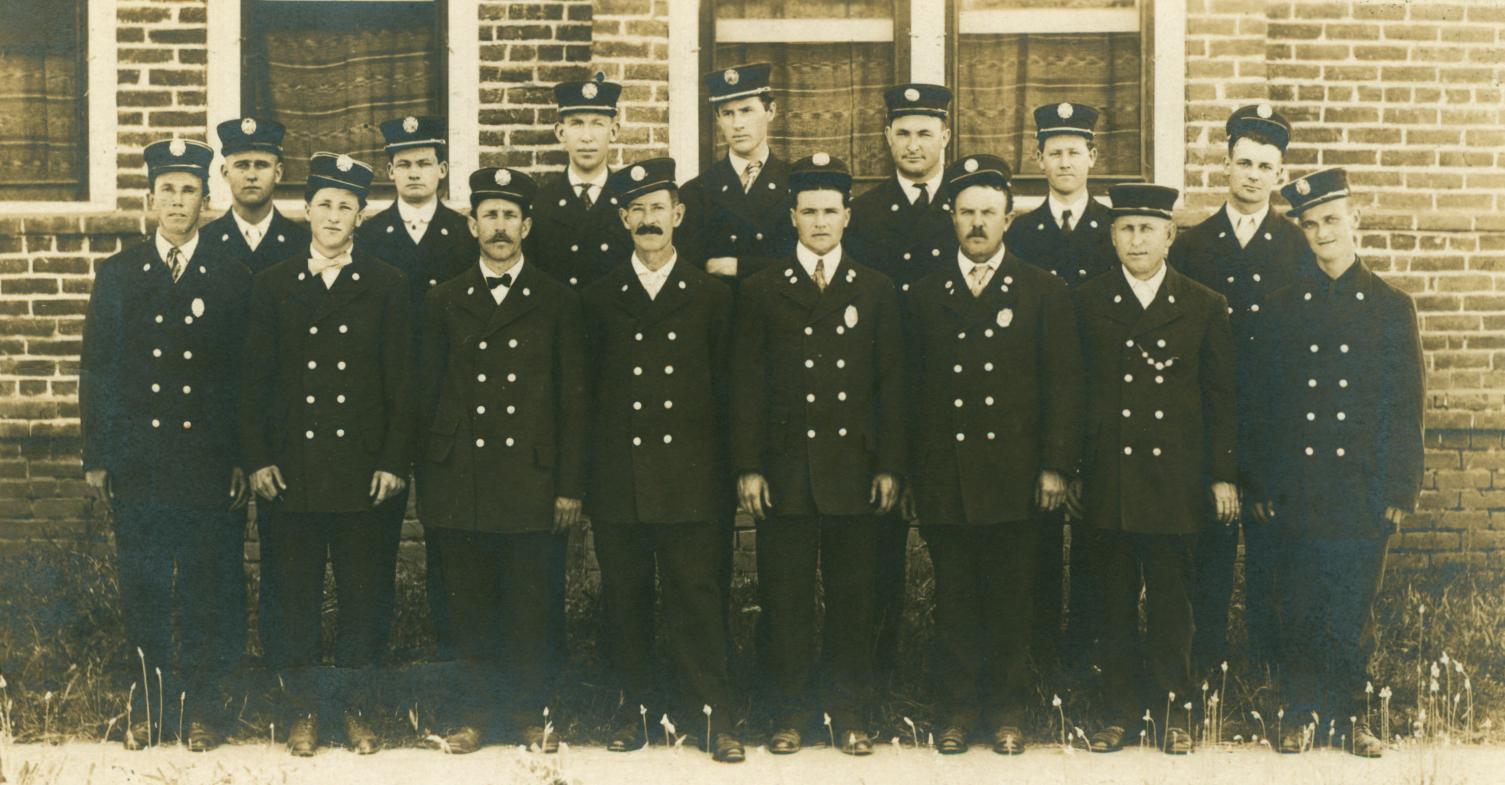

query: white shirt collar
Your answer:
[479,257,524,305]
[230,209,274,243]
[1122,262,1168,309]
[957,244,1007,281]
[1225,201,1270,232]
[795,242,841,282]
[631,251,677,299]
[397,197,439,226]
[1048,191,1091,228]
[568,167,609,191]
[155,230,199,267]
[729,147,770,181]
[898,171,944,205]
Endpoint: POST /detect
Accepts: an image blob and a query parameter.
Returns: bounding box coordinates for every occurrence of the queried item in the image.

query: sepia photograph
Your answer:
[0,0,1501,782]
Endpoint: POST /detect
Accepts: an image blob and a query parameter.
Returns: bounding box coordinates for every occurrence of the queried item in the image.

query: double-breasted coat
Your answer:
[678,155,796,279]
[730,253,905,517]
[905,254,1084,524]
[1075,266,1237,535]
[1004,197,1118,287]
[201,209,311,274]
[355,200,478,336]
[524,172,633,290]
[1243,259,1424,539]
[81,240,253,507]
[238,252,415,512]
[417,262,588,533]
[844,176,956,299]
[582,259,733,524]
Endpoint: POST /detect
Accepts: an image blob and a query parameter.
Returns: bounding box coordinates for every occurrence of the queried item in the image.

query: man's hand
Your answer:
[705,257,739,277]
[1035,469,1068,512]
[1385,506,1405,534]
[251,466,286,501]
[229,467,250,511]
[553,497,584,534]
[1063,477,1086,519]
[85,469,112,512]
[870,473,899,515]
[738,473,772,520]
[899,484,917,522]
[369,470,406,506]
[1250,500,1274,524]
[1211,481,1240,524]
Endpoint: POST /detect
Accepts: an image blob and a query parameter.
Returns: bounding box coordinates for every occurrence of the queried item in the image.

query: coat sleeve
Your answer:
[1238,302,1275,499]
[239,273,280,472]
[873,280,907,477]
[1378,293,1425,513]
[376,273,416,475]
[1199,292,1239,484]
[554,288,590,500]
[1040,280,1085,474]
[729,280,767,476]
[899,287,926,478]
[417,288,448,440]
[676,179,709,272]
[219,262,255,467]
[79,261,122,473]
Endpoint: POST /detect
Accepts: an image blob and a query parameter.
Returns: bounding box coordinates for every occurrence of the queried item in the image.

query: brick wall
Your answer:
[1,0,1502,572]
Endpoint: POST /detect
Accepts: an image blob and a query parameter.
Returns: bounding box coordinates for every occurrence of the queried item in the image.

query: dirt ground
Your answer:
[3,740,1502,785]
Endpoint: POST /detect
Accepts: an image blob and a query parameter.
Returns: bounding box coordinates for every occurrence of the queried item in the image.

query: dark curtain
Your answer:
[0,0,85,200]
[243,1,441,190]
[956,32,1143,179]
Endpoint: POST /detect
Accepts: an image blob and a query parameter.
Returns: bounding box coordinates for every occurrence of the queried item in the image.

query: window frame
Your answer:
[205,0,479,215]
[0,0,116,214]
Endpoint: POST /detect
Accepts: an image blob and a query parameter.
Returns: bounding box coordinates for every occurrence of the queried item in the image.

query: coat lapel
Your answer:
[637,261,693,329]
[608,264,652,321]
[311,252,374,325]
[808,254,863,324]
[479,263,541,338]
[1130,268,1186,338]
[774,258,822,313]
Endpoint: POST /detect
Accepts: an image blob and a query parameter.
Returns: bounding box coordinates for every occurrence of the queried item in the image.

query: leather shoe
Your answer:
[769,727,801,754]
[434,726,483,755]
[343,711,379,755]
[288,714,319,757]
[1164,726,1193,755]
[522,725,560,753]
[608,720,644,752]
[992,726,1025,755]
[1352,724,1383,758]
[937,726,968,755]
[1278,727,1304,754]
[185,722,221,752]
[839,729,874,756]
[1089,725,1126,753]
[123,721,153,751]
[711,732,745,763]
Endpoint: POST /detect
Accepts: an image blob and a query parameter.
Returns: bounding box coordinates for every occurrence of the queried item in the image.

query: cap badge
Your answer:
[812,152,830,167]
[1295,178,1311,196]
[402,116,419,134]
[631,165,646,182]
[1058,102,1074,120]
[723,68,740,86]
[964,158,978,173]
[335,154,354,173]
[240,118,257,135]
[1256,103,1273,119]
[581,81,599,100]
[494,169,512,186]
[904,87,920,102]
[169,139,187,157]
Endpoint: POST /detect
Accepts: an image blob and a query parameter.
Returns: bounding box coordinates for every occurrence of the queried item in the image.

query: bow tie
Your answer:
[308,252,352,277]
[485,272,514,290]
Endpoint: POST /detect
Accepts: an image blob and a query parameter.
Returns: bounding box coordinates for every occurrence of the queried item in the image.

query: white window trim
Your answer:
[0,0,117,215]
[205,0,478,215]
[669,0,1184,203]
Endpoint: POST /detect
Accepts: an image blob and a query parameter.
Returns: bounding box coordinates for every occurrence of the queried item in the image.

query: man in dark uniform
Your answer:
[416,167,588,754]
[679,62,797,281]
[354,114,477,659]
[1247,168,1423,758]
[1167,103,1309,678]
[81,138,251,752]
[240,152,413,757]
[1072,184,1238,755]
[1003,101,1119,670]
[524,75,632,290]
[202,115,311,673]
[732,153,904,756]
[906,154,1084,755]
[845,82,955,684]
[581,158,743,763]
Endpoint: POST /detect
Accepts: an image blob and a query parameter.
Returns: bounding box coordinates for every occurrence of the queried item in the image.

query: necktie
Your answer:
[968,263,990,296]
[577,183,595,210]
[485,273,514,290]
[244,226,261,249]
[1060,208,1074,235]
[166,248,185,282]
[913,182,930,210]
[812,258,827,292]
[741,160,762,193]
[1236,215,1255,248]
[308,252,351,287]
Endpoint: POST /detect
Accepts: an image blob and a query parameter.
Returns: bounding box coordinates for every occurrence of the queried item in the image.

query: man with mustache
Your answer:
[1073,184,1237,755]
[580,158,743,762]
[843,82,957,686]
[1167,104,1309,680]
[732,153,904,756]
[416,167,587,754]
[524,75,633,290]
[354,114,478,660]
[240,152,413,756]
[904,155,1084,755]
[81,138,252,751]
[1245,168,1423,758]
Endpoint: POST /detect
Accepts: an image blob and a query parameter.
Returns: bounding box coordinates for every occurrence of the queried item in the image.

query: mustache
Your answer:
[634,224,664,236]
[485,231,515,244]
[967,227,989,239]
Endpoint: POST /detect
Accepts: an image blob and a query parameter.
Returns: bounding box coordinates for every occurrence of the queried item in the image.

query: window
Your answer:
[0,0,88,202]
[240,0,446,196]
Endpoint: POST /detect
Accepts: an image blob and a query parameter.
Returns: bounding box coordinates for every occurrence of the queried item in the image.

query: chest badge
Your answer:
[996,308,1013,328]
[844,305,859,329]
[191,297,206,318]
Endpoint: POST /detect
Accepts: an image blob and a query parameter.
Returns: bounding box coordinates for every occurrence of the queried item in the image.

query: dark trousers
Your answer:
[1279,536,1388,722]
[434,527,565,733]
[920,522,1041,731]
[113,500,246,732]
[871,511,908,683]
[592,521,734,735]
[1193,515,1281,674]
[757,514,877,734]
[1032,512,1102,669]
[370,486,409,659]
[1093,528,1196,728]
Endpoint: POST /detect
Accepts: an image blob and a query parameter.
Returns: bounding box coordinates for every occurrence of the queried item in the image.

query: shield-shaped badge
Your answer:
[191,298,206,318]
[844,305,859,329]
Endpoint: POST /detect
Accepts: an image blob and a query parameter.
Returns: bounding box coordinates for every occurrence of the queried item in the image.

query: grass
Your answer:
[0,523,1501,753]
